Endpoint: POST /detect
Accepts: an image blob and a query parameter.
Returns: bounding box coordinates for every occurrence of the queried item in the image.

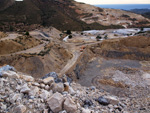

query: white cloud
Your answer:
[75,0,150,5]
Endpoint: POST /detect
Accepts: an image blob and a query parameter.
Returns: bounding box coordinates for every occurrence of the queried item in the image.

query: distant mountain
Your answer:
[130,8,150,14]
[129,9,150,19]
[0,0,149,31]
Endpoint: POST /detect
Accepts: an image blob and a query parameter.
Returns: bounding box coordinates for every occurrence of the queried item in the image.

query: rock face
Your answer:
[64,97,77,113]
[47,92,64,113]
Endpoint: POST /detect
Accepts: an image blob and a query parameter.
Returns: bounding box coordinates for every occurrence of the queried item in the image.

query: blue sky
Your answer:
[75,0,150,5]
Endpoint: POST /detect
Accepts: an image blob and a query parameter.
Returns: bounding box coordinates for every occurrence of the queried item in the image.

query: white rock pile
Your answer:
[0,65,148,113]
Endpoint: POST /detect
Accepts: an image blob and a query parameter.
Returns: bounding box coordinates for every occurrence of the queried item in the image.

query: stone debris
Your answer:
[0,65,149,113]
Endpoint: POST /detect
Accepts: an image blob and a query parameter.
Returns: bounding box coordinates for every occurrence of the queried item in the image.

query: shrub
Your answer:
[25,31,30,36]
[66,30,71,35]
[68,35,72,39]
[96,35,102,41]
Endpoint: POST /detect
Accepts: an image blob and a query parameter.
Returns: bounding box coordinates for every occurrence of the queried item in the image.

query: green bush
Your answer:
[66,30,71,35]
[25,31,30,36]
[68,35,72,39]
[96,35,102,41]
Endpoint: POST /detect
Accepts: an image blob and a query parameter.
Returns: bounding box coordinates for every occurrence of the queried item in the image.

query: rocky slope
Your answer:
[89,35,150,61]
[73,2,150,28]
[1,65,150,113]
[0,41,72,78]
[0,0,149,31]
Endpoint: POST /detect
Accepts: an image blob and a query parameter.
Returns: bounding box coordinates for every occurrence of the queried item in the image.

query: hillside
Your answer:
[0,0,149,31]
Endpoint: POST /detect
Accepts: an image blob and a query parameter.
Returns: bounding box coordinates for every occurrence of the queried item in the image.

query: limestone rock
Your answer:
[104,96,119,105]
[47,92,64,113]
[59,110,67,113]
[20,84,30,93]
[2,71,19,78]
[52,83,64,93]
[43,77,54,85]
[10,93,22,103]
[32,82,40,87]
[64,97,77,113]
[40,89,52,100]
[82,108,91,113]
[29,86,39,97]
[0,65,16,77]
[14,105,26,113]
[68,87,75,95]
[21,75,34,82]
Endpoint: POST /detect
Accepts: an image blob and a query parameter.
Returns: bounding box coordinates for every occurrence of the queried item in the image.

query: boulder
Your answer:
[84,99,93,107]
[40,89,52,100]
[104,96,119,105]
[47,92,64,113]
[82,108,91,113]
[45,85,50,90]
[20,75,34,82]
[29,86,39,97]
[0,65,16,76]
[59,110,67,113]
[43,72,62,83]
[20,84,30,94]
[68,87,75,95]
[43,77,54,85]
[64,97,77,113]
[97,96,109,106]
[32,82,40,87]
[90,86,96,90]
[14,105,26,113]
[2,71,19,78]
[43,72,58,79]
[10,93,22,103]
[52,83,64,93]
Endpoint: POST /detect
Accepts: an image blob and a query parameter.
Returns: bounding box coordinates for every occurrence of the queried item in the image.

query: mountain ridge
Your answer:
[0,0,149,31]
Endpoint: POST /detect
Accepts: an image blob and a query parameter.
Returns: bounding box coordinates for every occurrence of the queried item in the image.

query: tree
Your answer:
[140,27,144,31]
[68,35,72,39]
[25,31,29,36]
[96,35,102,41]
[9,25,14,31]
[66,30,71,35]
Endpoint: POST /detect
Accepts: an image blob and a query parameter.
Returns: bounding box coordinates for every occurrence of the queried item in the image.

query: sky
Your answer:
[75,0,150,5]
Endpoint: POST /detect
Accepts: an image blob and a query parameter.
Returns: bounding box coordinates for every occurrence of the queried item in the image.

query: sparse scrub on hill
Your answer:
[39,48,51,56]
[121,14,130,18]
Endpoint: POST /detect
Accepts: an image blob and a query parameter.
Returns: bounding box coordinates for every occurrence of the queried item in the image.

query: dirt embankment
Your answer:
[90,36,150,61]
[0,42,72,78]
[70,48,94,81]
[0,35,41,55]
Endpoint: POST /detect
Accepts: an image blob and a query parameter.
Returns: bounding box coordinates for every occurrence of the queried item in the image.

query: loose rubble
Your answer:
[0,65,150,113]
